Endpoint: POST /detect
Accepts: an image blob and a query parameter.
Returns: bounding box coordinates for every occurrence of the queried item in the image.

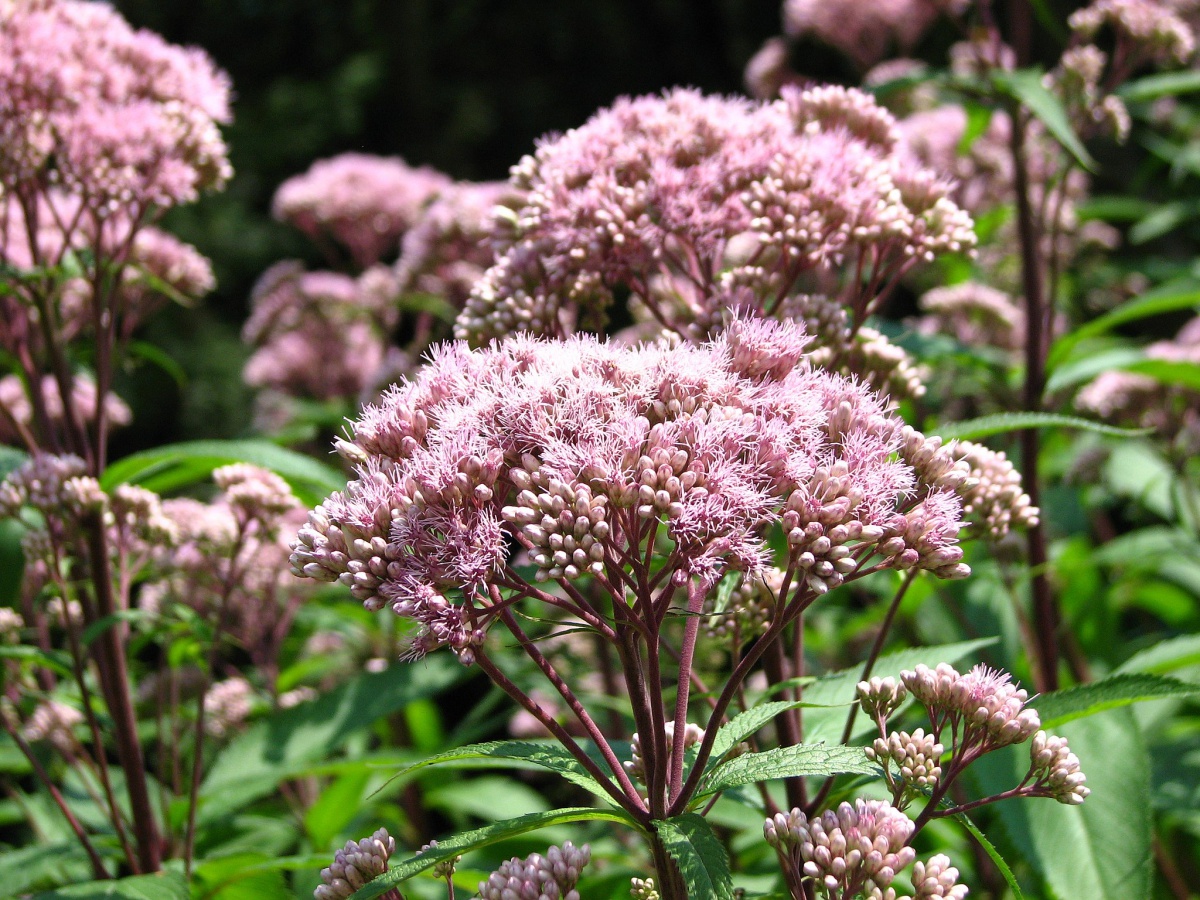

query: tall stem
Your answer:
[1009,103,1060,692]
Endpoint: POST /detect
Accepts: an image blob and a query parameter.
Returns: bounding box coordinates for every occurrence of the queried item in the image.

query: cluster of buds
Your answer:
[1069,0,1196,69]
[902,663,1041,750]
[22,700,83,753]
[1027,731,1090,805]
[625,722,705,783]
[202,677,254,739]
[950,442,1039,541]
[765,800,916,899]
[867,728,944,794]
[314,828,396,900]
[911,854,969,900]
[476,842,591,900]
[705,568,783,639]
[503,468,610,581]
[857,677,908,723]
[629,877,660,900]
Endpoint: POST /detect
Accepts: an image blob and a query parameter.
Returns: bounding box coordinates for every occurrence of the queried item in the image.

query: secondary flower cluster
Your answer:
[476,842,591,900]
[314,828,396,900]
[457,86,974,350]
[290,320,974,660]
[0,0,231,206]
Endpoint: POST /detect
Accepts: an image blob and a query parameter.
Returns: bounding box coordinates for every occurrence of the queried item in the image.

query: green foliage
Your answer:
[32,873,189,900]
[656,814,734,900]
[1031,673,1200,728]
[699,744,875,797]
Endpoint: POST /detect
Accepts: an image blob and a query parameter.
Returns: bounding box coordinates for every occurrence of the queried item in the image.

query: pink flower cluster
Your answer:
[290,319,970,660]
[273,153,452,268]
[457,86,974,347]
[0,0,231,208]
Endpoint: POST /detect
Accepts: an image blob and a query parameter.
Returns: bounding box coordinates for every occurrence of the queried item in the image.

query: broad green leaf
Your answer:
[802,638,997,744]
[655,814,733,900]
[700,744,875,797]
[955,813,1025,900]
[424,775,550,820]
[349,807,638,899]
[0,841,91,896]
[1044,347,1144,394]
[935,412,1148,441]
[100,439,346,507]
[392,739,612,800]
[202,657,466,818]
[1049,281,1200,367]
[1118,634,1200,675]
[1075,195,1157,223]
[1124,358,1200,390]
[305,770,370,848]
[1119,69,1200,102]
[707,701,807,766]
[990,711,1151,900]
[32,873,188,900]
[1031,673,1200,728]
[992,69,1095,170]
[1130,200,1200,244]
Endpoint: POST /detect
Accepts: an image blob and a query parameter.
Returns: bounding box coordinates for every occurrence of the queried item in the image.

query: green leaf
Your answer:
[125,341,187,390]
[954,812,1025,900]
[1049,281,1200,367]
[700,743,875,797]
[391,739,612,800]
[100,439,346,507]
[990,711,1151,900]
[935,412,1148,441]
[0,445,27,481]
[0,518,25,606]
[992,69,1095,170]
[1119,69,1200,102]
[801,638,997,744]
[1118,634,1200,675]
[707,701,807,766]
[1130,200,1200,244]
[1044,347,1145,394]
[0,644,75,678]
[81,610,145,645]
[1075,195,1157,223]
[32,872,188,900]
[1123,359,1200,390]
[349,807,638,899]
[202,657,466,818]
[655,814,733,900]
[1031,673,1200,728]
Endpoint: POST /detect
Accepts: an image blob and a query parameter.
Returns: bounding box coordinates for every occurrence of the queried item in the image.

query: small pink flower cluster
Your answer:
[457,86,974,348]
[0,0,231,207]
[273,153,452,268]
[314,828,396,900]
[290,319,970,660]
[476,842,591,900]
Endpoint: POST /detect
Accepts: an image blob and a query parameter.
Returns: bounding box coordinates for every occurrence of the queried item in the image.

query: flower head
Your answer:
[477,842,591,900]
[314,828,395,900]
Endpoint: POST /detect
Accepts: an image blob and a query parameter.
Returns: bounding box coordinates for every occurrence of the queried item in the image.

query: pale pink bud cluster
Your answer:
[867,728,944,789]
[902,664,1041,748]
[950,442,1039,540]
[911,854,968,900]
[476,842,591,900]
[22,699,83,752]
[314,828,396,900]
[46,597,83,629]
[1051,46,1131,143]
[213,463,300,525]
[1070,0,1196,67]
[857,677,908,721]
[458,86,973,347]
[273,153,451,268]
[783,0,953,69]
[1028,731,1090,804]
[202,677,253,738]
[625,722,704,782]
[290,321,969,659]
[764,800,916,900]
[242,261,392,402]
[0,453,89,519]
[0,0,231,205]
[629,877,660,900]
[0,607,23,640]
[917,283,1025,353]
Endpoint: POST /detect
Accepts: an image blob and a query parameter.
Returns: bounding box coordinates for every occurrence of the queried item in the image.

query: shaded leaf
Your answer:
[656,814,733,900]
[33,873,188,900]
[992,69,1095,170]
[955,812,1025,900]
[1031,673,1200,728]
[1049,281,1200,367]
[700,744,874,797]
[1119,69,1200,102]
[1118,635,1200,676]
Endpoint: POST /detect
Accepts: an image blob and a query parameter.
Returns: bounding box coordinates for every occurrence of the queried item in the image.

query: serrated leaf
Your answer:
[955,812,1025,900]
[1118,634,1200,675]
[32,872,188,900]
[655,814,733,900]
[700,744,875,797]
[100,439,346,507]
[707,701,807,766]
[1031,673,1200,728]
[1044,347,1144,394]
[1119,69,1200,102]
[992,69,1095,170]
[349,807,638,899]
[935,412,1148,441]
[392,739,612,800]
